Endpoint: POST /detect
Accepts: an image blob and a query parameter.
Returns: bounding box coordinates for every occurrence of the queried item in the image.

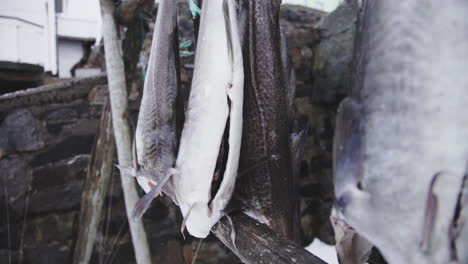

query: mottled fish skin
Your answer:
[173,0,243,238]
[334,1,468,263]
[134,0,179,200]
[237,1,298,241]
[280,28,296,121]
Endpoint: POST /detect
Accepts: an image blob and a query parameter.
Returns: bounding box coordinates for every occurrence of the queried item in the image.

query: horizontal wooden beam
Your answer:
[212,213,328,264]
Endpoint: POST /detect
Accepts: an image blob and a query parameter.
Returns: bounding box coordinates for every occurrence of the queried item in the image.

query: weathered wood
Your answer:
[72,100,114,264]
[99,0,152,263]
[212,213,327,264]
[0,74,107,113]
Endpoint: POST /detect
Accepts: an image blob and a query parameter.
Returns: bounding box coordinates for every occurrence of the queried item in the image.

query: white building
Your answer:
[0,0,101,79]
[0,0,338,86]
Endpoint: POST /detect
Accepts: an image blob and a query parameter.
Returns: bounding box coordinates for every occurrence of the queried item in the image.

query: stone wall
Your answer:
[291,2,358,244]
[0,75,106,263]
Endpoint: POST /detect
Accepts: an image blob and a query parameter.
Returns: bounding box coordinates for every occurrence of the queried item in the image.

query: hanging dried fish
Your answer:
[236,0,298,240]
[334,1,468,263]
[172,0,244,238]
[116,0,180,218]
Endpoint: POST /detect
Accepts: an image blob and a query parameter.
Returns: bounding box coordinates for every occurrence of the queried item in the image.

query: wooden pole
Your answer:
[99,0,152,263]
[72,100,114,264]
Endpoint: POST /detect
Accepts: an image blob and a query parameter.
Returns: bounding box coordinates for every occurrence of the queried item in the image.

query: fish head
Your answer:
[181,202,217,238]
[333,98,373,233]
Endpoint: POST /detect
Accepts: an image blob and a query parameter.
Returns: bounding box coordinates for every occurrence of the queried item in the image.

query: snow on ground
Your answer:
[282,0,342,12]
[305,239,339,264]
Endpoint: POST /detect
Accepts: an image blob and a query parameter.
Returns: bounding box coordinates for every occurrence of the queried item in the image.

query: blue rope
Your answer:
[180,50,194,56]
[179,38,194,56]
[188,0,202,18]
[179,40,192,49]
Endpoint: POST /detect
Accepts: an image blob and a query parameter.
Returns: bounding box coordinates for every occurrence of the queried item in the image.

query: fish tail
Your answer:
[290,122,309,166]
[225,214,237,249]
[180,203,196,239]
[419,172,442,253]
[131,170,174,220]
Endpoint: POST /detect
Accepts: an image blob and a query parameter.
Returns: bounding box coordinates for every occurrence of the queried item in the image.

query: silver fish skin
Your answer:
[208,0,244,236]
[173,0,243,238]
[135,0,178,177]
[118,0,180,218]
[334,1,468,263]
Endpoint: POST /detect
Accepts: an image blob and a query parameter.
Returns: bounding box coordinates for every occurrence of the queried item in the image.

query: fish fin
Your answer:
[290,122,309,166]
[180,203,196,240]
[225,214,237,250]
[115,164,136,177]
[419,172,442,253]
[168,167,178,176]
[238,154,281,177]
[131,170,173,220]
[162,168,178,204]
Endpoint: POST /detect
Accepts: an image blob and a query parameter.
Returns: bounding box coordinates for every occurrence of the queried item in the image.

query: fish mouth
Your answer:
[335,192,351,213]
[185,203,213,238]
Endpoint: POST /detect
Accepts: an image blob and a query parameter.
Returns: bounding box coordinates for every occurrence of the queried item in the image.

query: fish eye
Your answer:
[357,181,363,190]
